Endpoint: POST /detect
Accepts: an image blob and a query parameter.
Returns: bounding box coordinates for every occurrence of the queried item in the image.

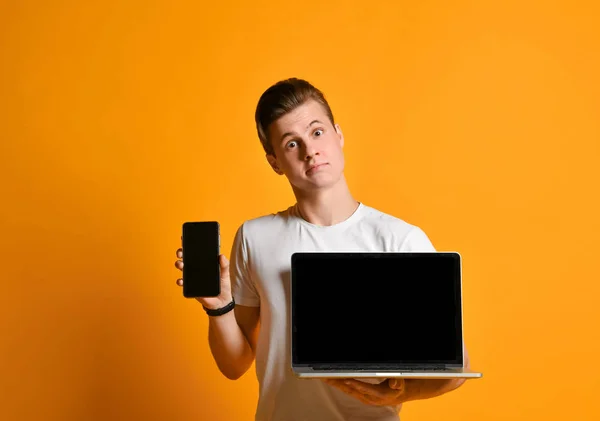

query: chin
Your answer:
[293,176,342,192]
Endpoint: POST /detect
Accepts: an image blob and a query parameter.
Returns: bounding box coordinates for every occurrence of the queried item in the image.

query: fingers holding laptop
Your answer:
[324,376,474,405]
[323,378,407,406]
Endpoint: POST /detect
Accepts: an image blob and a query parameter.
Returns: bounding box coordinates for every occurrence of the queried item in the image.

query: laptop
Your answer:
[290,251,482,380]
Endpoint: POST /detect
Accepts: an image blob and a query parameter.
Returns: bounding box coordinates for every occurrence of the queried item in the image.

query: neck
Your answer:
[292,175,360,226]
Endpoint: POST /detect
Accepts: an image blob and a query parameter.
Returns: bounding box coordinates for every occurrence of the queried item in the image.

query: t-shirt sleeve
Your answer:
[402,226,437,252]
[229,223,260,307]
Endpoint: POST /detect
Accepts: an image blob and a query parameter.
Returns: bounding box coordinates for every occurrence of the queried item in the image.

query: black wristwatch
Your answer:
[202,298,235,316]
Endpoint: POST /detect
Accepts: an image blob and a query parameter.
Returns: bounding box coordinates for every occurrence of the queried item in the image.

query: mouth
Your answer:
[306,163,329,175]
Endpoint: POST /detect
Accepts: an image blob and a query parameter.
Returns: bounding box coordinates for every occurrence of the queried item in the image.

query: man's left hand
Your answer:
[323,378,414,406]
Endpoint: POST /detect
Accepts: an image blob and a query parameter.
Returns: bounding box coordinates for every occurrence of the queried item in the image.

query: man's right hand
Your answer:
[175,247,234,311]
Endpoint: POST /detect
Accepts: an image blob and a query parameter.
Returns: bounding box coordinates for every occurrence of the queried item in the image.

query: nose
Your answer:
[303,140,319,161]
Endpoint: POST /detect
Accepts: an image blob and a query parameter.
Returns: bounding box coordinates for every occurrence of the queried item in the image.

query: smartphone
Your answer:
[181,221,220,298]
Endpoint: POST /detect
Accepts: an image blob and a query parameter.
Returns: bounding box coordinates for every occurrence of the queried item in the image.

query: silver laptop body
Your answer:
[290,251,482,379]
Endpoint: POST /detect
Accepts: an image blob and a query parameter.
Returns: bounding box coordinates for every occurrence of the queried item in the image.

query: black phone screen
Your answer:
[182,221,220,298]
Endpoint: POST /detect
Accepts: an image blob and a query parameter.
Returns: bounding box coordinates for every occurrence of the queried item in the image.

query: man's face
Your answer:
[266,100,345,192]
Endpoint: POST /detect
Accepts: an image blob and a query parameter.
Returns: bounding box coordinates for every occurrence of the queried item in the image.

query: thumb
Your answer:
[389,378,405,391]
[220,254,230,279]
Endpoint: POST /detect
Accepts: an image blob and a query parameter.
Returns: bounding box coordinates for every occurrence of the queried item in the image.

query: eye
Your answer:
[314,129,324,136]
[287,141,298,149]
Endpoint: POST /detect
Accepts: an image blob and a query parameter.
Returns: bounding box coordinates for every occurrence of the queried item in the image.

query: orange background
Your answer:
[1,1,599,420]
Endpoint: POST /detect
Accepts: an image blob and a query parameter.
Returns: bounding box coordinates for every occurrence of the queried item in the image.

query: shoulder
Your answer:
[232,205,296,243]
[359,204,437,251]
[360,204,413,230]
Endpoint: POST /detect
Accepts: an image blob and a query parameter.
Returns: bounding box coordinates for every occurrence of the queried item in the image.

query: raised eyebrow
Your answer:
[308,120,324,129]
[280,120,324,143]
[280,131,297,143]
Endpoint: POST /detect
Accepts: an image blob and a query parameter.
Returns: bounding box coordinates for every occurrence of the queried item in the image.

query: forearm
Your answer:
[207,311,255,380]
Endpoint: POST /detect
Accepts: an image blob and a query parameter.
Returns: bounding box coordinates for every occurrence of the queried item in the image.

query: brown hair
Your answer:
[255,78,335,156]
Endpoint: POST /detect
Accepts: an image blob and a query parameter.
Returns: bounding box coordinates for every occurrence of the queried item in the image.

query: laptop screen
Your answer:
[291,252,463,366]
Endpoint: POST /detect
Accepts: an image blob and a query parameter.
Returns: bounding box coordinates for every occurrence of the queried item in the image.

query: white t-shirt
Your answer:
[230,202,436,421]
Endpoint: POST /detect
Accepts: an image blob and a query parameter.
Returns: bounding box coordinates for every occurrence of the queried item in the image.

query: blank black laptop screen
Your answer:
[291,252,463,366]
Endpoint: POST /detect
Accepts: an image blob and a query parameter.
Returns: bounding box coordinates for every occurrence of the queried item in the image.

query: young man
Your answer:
[175,78,470,420]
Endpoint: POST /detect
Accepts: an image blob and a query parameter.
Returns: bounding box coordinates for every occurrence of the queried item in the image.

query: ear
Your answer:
[266,153,284,175]
[335,123,344,148]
